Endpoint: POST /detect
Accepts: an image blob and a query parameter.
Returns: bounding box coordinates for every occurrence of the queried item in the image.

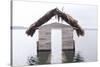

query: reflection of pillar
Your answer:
[63,50,75,63]
[37,50,51,64]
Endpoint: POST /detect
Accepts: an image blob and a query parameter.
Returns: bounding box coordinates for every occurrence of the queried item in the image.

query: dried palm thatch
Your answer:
[26,8,84,37]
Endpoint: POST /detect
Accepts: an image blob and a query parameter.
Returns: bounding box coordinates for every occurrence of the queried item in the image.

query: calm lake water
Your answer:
[12,28,97,66]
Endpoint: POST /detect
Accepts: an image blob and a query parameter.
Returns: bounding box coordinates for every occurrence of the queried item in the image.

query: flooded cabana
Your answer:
[26,8,85,64]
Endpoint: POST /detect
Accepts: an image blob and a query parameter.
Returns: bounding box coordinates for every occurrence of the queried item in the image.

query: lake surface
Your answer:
[12,28,97,66]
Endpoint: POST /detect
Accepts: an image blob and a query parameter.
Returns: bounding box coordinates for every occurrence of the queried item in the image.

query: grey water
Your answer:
[12,28,97,66]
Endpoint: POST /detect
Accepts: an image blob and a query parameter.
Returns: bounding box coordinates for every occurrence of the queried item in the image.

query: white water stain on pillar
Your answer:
[51,29,62,64]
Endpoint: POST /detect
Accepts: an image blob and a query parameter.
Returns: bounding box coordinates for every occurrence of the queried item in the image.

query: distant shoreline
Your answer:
[11,26,98,30]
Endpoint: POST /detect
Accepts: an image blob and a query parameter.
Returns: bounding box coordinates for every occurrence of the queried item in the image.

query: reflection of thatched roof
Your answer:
[26,8,84,37]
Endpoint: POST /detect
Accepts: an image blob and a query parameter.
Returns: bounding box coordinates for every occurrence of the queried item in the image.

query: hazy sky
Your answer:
[13,0,97,29]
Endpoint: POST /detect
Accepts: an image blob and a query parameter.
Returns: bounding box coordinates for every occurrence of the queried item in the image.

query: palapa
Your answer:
[26,8,84,37]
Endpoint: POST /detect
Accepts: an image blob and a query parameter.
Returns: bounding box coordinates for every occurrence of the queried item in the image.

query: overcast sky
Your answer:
[13,0,97,29]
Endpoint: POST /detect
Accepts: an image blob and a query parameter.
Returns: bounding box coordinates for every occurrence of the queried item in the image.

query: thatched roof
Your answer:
[26,8,84,37]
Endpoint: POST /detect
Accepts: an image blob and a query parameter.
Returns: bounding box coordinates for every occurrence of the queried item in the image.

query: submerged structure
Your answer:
[26,8,85,64]
[37,23,75,64]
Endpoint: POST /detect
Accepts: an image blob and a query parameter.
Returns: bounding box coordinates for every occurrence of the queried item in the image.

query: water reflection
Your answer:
[37,51,51,64]
[62,50,75,63]
[27,50,84,65]
[12,29,97,66]
[73,52,84,62]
